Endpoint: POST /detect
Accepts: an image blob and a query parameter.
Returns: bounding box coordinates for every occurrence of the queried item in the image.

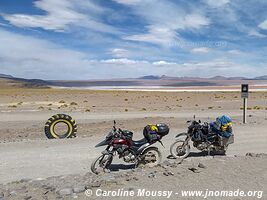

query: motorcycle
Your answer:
[91,121,166,174]
[170,119,234,159]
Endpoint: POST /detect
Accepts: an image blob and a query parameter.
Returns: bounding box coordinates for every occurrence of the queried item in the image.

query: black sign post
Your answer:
[241,84,249,124]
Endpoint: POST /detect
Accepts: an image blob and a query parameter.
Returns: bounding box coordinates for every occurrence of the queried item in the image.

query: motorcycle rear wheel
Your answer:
[170,140,190,159]
[137,147,162,168]
[91,154,113,174]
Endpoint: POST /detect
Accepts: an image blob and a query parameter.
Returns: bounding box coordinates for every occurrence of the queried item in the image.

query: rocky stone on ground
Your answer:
[0,191,4,199]
[73,186,85,193]
[198,163,206,168]
[56,188,73,196]
[148,172,156,178]
[0,156,266,200]
[188,167,200,173]
[246,153,267,158]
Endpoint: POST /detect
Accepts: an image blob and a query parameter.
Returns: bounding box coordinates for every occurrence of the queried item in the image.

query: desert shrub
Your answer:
[59,100,65,103]
[253,106,261,110]
[8,105,17,108]
[70,102,78,106]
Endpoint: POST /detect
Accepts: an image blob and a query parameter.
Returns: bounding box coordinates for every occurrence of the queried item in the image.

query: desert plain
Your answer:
[0,79,266,199]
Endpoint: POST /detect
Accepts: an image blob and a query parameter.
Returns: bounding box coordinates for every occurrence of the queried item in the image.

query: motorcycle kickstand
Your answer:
[207,147,211,156]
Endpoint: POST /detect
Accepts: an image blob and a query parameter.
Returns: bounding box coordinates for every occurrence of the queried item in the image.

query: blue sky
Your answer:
[0,0,267,80]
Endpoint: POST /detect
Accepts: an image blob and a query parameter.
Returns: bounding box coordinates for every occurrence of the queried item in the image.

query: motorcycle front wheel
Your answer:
[137,147,162,168]
[91,154,113,174]
[170,140,190,159]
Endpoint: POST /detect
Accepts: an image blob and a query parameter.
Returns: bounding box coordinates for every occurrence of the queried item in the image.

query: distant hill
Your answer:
[227,77,247,80]
[253,75,267,80]
[210,76,246,80]
[0,73,13,78]
[138,75,161,80]
[0,74,50,89]
[165,81,218,87]
[1,73,267,88]
[210,76,228,80]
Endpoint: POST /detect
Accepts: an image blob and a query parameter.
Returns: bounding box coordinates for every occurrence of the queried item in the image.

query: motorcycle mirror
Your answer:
[193,115,196,119]
[186,120,191,123]
[199,120,201,123]
[114,120,116,126]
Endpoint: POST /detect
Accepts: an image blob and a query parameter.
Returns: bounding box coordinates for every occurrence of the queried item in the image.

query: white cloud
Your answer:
[0,27,263,79]
[179,60,262,77]
[0,22,10,27]
[258,19,267,30]
[184,14,210,29]
[205,0,230,8]
[109,48,130,58]
[248,29,266,38]
[121,1,210,45]
[152,61,176,65]
[124,25,179,45]
[100,58,149,65]
[124,14,210,45]
[1,0,117,34]
[191,47,210,54]
[228,50,242,55]
[112,0,141,5]
[0,28,95,79]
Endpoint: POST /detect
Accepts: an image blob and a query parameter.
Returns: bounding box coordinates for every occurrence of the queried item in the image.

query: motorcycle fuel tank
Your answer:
[112,138,131,147]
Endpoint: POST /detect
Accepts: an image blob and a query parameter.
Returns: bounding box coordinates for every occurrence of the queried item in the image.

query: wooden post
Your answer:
[243,97,247,124]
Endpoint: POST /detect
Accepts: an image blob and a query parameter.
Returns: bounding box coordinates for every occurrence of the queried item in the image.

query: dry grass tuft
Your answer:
[8,105,17,108]
[70,102,78,106]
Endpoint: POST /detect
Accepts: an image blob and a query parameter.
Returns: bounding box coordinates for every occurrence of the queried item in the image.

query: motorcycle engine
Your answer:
[123,151,136,163]
[115,145,136,162]
[194,141,209,151]
[115,144,128,154]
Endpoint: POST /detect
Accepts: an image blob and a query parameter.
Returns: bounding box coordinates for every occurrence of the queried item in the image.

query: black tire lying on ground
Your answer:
[44,114,77,139]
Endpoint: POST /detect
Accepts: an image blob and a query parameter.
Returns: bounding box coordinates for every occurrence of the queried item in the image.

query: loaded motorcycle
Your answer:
[91,121,169,174]
[170,119,234,159]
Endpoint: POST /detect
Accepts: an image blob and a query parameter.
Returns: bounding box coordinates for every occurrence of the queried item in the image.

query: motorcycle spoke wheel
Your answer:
[170,140,190,159]
[139,148,162,167]
[91,155,112,174]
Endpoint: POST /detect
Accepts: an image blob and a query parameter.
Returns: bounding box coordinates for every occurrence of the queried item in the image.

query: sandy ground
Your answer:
[0,87,266,199]
[0,112,267,184]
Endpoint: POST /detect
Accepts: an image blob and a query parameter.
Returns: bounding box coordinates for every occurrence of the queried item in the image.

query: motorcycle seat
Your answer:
[132,138,148,147]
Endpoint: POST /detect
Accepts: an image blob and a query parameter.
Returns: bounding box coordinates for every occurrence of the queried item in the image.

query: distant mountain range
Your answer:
[251,75,267,80]
[138,75,267,80]
[0,73,50,88]
[1,73,267,88]
[0,73,13,78]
